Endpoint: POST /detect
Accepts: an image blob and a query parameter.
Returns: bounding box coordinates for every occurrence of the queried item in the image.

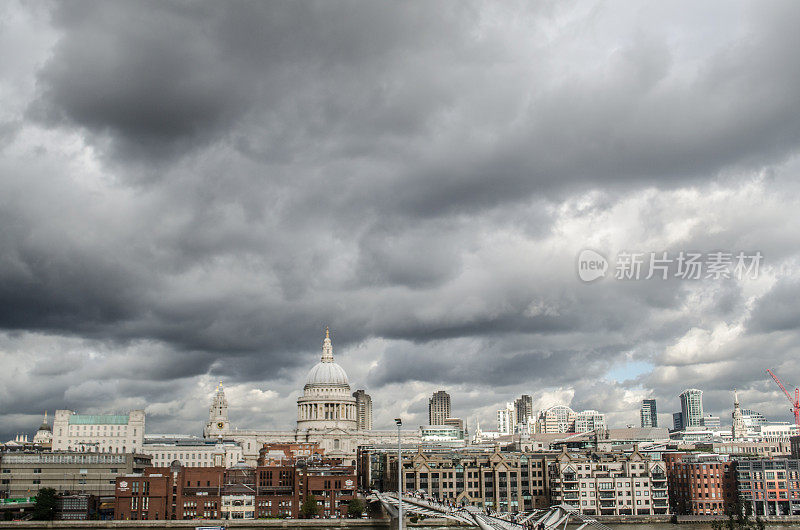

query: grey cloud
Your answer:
[3,0,800,440]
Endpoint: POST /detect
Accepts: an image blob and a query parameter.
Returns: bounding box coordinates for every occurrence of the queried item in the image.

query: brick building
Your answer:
[664,452,736,515]
[114,460,356,520]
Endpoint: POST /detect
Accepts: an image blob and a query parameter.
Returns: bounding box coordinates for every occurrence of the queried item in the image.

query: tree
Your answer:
[300,494,319,519]
[711,495,765,530]
[32,488,58,521]
[347,498,365,518]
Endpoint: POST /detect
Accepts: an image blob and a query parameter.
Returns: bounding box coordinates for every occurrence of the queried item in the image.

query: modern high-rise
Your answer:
[352,389,373,431]
[640,399,658,428]
[428,391,451,425]
[514,395,533,425]
[679,389,703,429]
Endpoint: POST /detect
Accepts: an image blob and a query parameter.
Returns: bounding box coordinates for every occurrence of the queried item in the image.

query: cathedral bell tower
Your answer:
[203,381,231,438]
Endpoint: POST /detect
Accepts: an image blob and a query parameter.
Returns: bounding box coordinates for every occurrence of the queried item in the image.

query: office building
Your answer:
[497,403,515,435]
[52,410,145,454]
[679,389,703,429]
[0,451,151,498]
[700,415,721,429]
[640,399,658,428]
[672,413,683,432]
[574,410,605,433]
[515,395,534,425]
[352,390,373,431]
[742,409,767,429]
[429,391,451,426]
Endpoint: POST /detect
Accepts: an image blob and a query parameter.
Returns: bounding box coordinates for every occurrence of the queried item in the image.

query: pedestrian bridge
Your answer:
[373,491,613,530]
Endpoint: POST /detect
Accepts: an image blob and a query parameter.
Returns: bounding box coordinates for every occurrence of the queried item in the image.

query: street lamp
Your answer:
[395,418,402,530]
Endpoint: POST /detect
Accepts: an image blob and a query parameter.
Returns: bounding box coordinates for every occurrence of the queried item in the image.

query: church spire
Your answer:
[321,327,334,362]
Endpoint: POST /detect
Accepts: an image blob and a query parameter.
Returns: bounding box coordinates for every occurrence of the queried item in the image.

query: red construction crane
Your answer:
[766,369,800,429]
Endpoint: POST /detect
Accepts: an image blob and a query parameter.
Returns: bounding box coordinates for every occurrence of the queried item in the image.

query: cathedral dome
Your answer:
[303,327,350,388]
[305,361,349,386]
[297,328,358,432]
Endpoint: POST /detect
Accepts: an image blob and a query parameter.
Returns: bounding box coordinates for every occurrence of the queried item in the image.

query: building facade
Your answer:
[52,410,145,454]
[515,395,534,427]
[574,411,606,433]
[497,404,515,436]
[548,449,669,516]
[429,391,451,426]
[664,452,736,515]
[641,400,658,428]
[352,390,373,431]
[736,458,800,516]
[536,406,605,434]
[114,460,356,520]
[0,451,150,498]
[370,446,553,512]
[679,389,704,430]
[141,436,243,468]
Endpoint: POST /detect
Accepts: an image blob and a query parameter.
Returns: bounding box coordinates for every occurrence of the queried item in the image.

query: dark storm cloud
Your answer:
[3,0,800,438]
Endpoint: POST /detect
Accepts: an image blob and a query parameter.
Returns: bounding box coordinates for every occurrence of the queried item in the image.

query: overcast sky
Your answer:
[2,0,800,441]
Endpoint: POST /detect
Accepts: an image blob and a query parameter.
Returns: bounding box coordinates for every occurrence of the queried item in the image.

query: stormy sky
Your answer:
[2,0,800,440]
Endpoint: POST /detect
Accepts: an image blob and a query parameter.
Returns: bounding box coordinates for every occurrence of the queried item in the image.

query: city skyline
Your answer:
[2,1,800,441]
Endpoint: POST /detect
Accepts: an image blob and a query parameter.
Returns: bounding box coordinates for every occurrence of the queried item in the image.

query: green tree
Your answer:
[300,494,319,519]
[347,498,365,518]
[32,488,58,521]
[711,495,765,530]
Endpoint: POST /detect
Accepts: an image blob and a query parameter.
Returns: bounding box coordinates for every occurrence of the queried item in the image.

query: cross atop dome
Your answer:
[321,326,334,362]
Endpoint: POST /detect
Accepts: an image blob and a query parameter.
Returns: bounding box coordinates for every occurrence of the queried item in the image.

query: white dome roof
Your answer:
[305,361,349,386]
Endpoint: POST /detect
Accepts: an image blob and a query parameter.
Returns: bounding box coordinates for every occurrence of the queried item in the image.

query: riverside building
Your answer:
[548,448,669,516]
[664,452,736,515]
[0,451,151,498]
[361,445,554,512]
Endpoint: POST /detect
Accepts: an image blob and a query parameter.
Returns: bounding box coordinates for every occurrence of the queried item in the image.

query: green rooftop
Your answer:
[68,414,129,425]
